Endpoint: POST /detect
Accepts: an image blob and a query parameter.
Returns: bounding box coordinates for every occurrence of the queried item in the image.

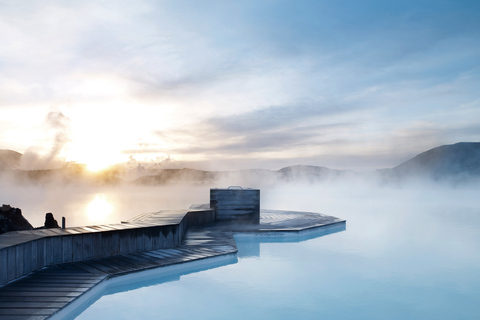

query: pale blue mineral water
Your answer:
[67,185,480,320]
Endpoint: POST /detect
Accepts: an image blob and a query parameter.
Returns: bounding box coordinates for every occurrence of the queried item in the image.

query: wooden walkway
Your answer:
[0,228,237,320]
[0,208,216,286]
[0,209,345,320]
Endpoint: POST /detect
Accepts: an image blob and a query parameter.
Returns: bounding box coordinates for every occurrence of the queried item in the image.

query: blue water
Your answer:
[70,185,480,320]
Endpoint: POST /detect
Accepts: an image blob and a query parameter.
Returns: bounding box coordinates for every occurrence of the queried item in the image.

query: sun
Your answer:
[84,156,117,172]
[62,122,128,172]
[64,147,122,172]
[55,95,179,173]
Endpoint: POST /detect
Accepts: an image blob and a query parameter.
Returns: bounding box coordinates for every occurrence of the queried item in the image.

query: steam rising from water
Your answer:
[20,111,71,170]
[2,140,480,228]
[1,171,478,229]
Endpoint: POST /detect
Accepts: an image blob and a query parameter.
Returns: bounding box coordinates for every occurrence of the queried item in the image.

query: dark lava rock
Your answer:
[0,204,34,234]
[44,212,60,228]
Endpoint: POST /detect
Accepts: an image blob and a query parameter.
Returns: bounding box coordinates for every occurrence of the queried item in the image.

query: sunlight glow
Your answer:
[65,145,124,172]
[85,155,119,172]
[57,99,179,171]
[86,194,114,222]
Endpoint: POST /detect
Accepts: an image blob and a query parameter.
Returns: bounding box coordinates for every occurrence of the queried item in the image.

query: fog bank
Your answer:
[1,172,478,229]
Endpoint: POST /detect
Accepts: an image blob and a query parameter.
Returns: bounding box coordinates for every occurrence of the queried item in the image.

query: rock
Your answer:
[44,212,60,228]
[0,204,34,234]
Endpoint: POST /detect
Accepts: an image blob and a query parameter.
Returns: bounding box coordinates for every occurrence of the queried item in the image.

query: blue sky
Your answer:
[0,0,479,171]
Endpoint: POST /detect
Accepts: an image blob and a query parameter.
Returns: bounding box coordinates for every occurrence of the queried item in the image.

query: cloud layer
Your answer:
[1,0,479,170]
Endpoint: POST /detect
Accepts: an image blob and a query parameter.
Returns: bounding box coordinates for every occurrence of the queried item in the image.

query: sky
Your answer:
[0,0,479,172]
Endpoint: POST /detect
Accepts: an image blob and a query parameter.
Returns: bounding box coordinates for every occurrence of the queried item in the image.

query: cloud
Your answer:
[2,0,479,109]
[145,107,357,159]
[206,103,354,133]
[1,0,480,171]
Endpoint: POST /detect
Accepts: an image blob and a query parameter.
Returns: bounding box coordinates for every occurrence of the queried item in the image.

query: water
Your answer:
[65,183,480,320]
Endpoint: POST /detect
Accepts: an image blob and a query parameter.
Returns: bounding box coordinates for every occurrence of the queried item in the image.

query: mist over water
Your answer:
[3,166,479,319]
[1,171,479,232]
[65,178,480,320]
[0,182,210,227]
[2,142,478,229]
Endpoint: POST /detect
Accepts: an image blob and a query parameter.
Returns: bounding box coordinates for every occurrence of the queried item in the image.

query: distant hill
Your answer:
[0,150,22,170]
[131,143,480,185]
[277,165,355,182]
[381,142,480,183]
[134,168,219,185]
[2,142,479,185]
[132,165,354,186]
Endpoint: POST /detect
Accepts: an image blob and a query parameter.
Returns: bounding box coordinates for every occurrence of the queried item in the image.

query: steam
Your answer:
[121,154,176,181]
[20,111,71,170]
[2,140,479,228]
[2,173,478,229]
[45,111,71,162]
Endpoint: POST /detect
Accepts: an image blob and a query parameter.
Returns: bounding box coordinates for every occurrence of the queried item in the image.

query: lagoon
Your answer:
[67,183,480,320]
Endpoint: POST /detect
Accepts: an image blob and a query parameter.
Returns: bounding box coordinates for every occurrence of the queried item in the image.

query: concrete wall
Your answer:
[0,209,215,286]
[210,188,260,223]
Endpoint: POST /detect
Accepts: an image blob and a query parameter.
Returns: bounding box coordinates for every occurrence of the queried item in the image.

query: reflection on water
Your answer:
[86,194,113,224]
[235,222,346,258]
[4,184,209,227]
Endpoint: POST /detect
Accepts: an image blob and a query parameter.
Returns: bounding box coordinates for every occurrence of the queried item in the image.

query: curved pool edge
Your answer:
[49,253,238,320]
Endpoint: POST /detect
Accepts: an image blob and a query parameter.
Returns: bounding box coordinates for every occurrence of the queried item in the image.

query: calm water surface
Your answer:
[63,184,480,319]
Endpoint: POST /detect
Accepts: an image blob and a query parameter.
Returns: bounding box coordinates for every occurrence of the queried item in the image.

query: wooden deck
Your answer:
[0,209,216,286]
[0,227,237,320]
[0,209,345,320]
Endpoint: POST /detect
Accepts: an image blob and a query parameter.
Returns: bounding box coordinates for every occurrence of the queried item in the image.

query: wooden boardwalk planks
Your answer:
[0,226,238,319]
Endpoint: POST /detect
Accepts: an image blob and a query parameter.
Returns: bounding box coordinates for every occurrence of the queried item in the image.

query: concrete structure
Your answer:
[210,187,260,223]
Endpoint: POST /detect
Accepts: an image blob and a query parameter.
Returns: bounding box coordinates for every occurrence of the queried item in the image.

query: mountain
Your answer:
[277,165,355,182]
[2,142,479,185]
[382,142,480,183]
[133,143,480,185]
[131,165,354,186]
[0,150,22,170]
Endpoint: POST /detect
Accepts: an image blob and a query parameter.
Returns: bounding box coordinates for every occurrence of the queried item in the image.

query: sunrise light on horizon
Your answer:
[1,0,479,172]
